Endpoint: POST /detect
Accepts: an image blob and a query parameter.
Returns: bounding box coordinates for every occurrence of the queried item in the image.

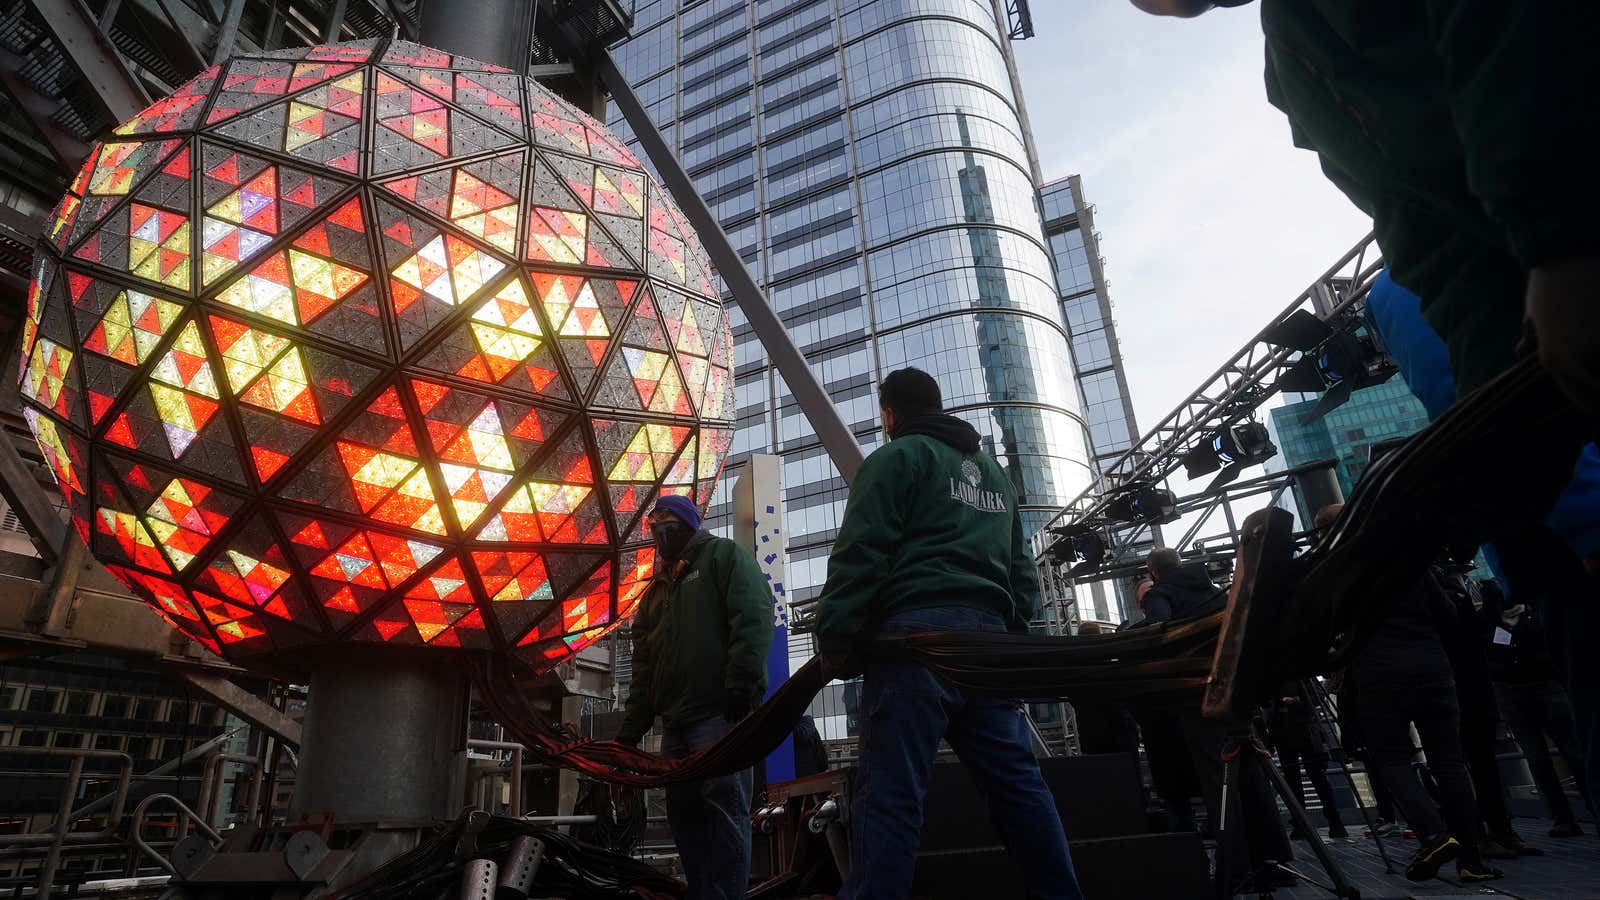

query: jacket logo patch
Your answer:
[949,476,1007,513]
[961,458,981,487]
[682,570,703,584]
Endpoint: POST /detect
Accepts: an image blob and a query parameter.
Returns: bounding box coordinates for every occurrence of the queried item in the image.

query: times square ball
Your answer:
[18,40,734,673]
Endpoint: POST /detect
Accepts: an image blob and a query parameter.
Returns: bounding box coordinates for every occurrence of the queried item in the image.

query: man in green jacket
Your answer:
[614,494,772,900]
[815,368,1082,900]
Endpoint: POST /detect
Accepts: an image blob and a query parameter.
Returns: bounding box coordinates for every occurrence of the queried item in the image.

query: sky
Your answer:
[1012,1,1373,434]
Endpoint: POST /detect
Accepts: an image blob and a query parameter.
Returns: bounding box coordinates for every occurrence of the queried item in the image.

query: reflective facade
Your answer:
[1039,176,1142,624]
[608,0,1095,683]
[1040,176,1140,474]
[1269,380,1431,525]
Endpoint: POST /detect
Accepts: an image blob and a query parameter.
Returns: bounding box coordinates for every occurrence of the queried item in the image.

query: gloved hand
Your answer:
[724,689,754,723]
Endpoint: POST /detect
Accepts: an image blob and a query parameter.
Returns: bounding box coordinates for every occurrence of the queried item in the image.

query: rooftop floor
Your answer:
[1271,820,1600,900]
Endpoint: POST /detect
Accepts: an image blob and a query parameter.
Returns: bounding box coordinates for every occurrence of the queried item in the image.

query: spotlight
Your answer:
[1046,524,1109,577]
[1262,309,1333,352]
[1182,421,1277,492]
[1278,330,1396,422]
[1102,482,1179,525]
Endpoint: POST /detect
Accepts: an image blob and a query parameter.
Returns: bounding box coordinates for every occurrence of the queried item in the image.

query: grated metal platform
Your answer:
[1269,819,1600,900]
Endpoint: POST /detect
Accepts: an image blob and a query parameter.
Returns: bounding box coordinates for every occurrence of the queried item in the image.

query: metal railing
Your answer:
[0,743,270,898]
[128,795,221,879]
[0,747,132,900]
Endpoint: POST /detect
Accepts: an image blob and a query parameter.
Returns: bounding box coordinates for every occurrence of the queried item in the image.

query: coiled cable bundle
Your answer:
[471,611,1224,787]
[333,811,685,899]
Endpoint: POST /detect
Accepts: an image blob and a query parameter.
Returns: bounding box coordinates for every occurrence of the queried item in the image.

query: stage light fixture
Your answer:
[1261,309,1332,352]
[1047,524,1108,577]
[1102,482,1179,525]
[1278,330,1397,422]
[1182,421,1277,492]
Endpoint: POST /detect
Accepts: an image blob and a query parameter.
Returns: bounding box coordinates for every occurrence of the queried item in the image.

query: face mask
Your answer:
[650,521,694,561]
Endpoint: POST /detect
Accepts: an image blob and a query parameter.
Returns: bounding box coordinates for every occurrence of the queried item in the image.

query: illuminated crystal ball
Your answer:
[18,40,734,672]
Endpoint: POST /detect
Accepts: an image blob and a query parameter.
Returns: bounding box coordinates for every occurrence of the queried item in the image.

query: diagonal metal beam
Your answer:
[0,54,92,170]
[322,0,350,42]
[30,0,150,124]
[209,0,247,65]
[177,670,302,748]
[595,50,866,483]
[0,430,66,564]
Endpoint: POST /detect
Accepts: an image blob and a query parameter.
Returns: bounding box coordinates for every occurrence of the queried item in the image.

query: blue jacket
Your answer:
[1364,269,1600,563]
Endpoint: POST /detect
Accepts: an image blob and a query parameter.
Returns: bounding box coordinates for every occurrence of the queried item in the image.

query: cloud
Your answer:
[1014,2,1373,429]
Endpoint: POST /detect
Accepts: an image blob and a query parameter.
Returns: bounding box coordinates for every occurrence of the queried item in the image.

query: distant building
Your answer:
[1269,380,1432,524]
[1040,176,1140,475]
[1039,176,1145,623]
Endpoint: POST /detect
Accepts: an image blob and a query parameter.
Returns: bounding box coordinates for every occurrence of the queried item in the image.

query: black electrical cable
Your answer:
[472,611,1225,787]
[333,815,684,899]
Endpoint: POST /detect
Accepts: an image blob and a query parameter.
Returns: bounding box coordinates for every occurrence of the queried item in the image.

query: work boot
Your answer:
[1328,822,1349,840]
[1480,836,1518,859]
[1457,861,1505,883]
[1488,826,1543,857]
[1405,835,1459,882]
[1550,821,1584,838]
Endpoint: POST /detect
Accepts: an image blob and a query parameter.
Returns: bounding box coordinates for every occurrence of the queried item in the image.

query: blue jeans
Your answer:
[661,715,753,900]
[840,607,1083,900]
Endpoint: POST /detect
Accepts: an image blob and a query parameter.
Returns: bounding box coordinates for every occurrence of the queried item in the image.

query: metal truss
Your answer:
[1033,233,1384,627]
[1005,0,1034,40]
[1035,232,1384,548]
[1101,460,1331,581]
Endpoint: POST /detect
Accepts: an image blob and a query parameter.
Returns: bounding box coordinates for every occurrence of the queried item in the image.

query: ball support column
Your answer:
[272,0,535,833]
[290,650,469,823]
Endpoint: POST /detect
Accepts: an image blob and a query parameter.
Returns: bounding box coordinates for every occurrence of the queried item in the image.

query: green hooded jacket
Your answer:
[617,531,773,741]
[815,414,1040,653]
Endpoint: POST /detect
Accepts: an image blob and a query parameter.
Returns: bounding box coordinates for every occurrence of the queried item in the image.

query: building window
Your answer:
[52,732,84,748]
[125,737,152,759]
[17,730,48,747]
[0,686,18,710]
[64,692,94,716]
[166,702,191,725]
[25,689,59,713]
[94,734,123,751]
[100,696,129,719]
[133,699,161,720]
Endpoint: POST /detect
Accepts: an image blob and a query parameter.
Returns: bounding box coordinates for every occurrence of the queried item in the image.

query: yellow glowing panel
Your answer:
[609,426,656,482]
[150,322,219,399]
[559,282,607,338]
[87,143,141,195]
[218,272,296,325]
[218,328,290,393]
[351,451,418,495]
[240,348,317,423]
[473,279,542,335]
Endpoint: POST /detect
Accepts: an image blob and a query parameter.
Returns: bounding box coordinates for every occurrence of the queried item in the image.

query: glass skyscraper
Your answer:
[606,0,1095,679]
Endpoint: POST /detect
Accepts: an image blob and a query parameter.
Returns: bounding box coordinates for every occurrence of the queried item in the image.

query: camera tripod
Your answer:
[1302,677,1396,875]
[1214,720,1361,900]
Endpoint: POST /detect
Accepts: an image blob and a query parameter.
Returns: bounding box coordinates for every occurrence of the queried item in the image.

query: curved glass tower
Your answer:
[609,0,1094,669]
